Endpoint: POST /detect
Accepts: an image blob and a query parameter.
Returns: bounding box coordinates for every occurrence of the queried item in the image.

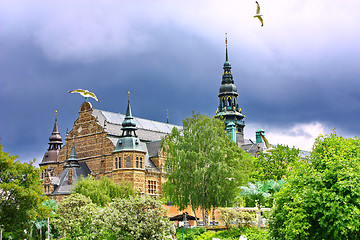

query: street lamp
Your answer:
[0,225,3,240]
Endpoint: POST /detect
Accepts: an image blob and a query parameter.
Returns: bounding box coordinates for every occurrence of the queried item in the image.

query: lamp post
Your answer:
[0,225,3,240]
[47,217,50,240]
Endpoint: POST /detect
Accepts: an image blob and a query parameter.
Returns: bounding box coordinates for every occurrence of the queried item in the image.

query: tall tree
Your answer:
[0,143,47,239]
[73,176,135,206]
[270,133,360,239]
[251,144,300,181]
[162,113,253,223]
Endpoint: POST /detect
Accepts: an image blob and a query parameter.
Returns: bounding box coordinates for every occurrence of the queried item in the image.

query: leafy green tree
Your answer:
[251,144,300,181]
[31,199,58,240]
[162,113,253,224]
[0,144,47,239]
[270,133,360,239]
[73,176,135,206]
[240,180,286,207]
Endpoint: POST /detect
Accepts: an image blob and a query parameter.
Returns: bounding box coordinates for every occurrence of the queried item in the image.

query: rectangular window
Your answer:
[136,157,139,168]
[126,156,131,168]
[115,157,118,169]
[119,157,122,168]
[140,157,143,168]
[148,180,156,194]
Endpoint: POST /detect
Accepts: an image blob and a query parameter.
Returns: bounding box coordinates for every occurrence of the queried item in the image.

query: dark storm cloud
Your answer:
[1,0,359,162]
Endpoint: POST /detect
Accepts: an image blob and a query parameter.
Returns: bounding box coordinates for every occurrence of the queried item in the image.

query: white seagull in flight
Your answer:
[68,89,100,102]
[254,1,263,27]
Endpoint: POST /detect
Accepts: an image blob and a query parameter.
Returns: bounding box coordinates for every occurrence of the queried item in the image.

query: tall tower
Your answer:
[112,93,147,192]
[215,34,245,145]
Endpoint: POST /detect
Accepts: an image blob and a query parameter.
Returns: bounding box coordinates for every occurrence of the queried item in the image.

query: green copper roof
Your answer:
[66,143,80,168]
[114,97,145,153]
[121,99,137,137]
[113,136,145,152]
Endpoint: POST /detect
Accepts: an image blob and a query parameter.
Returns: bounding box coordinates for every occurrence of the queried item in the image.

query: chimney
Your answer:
[68,168,73,185]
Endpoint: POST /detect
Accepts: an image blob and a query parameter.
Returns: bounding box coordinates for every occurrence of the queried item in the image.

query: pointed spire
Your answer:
[48,111,63,150]
[66,141,80,168]
[222,34,234,85]
[126,91,133,118]
[121,91,137,137]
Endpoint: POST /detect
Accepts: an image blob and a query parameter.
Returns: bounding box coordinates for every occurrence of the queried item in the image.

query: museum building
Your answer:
[39,44,268,200]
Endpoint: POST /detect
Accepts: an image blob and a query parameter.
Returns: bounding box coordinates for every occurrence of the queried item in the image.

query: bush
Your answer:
[270,134,360,239]
[176,227,206,240]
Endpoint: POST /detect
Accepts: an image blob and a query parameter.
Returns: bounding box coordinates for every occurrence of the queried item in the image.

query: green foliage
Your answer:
[241,227,270,240]
[53,193,98,239]
[240,180,285,207]
[54,194,174,239]
[219,208,255,229]
[190,227,269,240]
[252,144,300,181]
[176,227,206,240]
[270,133,360,239]
[100,195,174,239]
[0,144,47,239]
[30,199,59,240]
[73,176,135,206]
[162,113,254,214]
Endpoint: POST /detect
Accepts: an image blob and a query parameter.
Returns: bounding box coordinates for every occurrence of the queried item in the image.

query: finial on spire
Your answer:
[225,33,229,62]
[55,110,58,117]
[128,91,130,101]
[167,109,169,124]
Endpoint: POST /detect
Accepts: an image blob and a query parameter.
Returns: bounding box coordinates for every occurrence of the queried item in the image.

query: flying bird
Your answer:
[254,1,263,27]
[68,89,100,102]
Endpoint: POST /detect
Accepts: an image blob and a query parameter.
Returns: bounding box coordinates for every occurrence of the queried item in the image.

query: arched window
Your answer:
[228,97,232,107]
[126,156,131,168]
[136,157,139,168]
[115,157,118,169]
[222,99,226,108]
[140,157,143,168]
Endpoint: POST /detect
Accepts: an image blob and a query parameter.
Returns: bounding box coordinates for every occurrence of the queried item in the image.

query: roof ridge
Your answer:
[94,108,181,127]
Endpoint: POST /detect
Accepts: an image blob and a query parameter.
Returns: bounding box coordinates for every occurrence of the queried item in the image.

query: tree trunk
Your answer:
[202,208,209,226]
[193,207,198,226]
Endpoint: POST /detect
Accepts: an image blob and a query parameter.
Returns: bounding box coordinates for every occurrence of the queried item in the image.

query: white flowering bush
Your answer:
[54,194,174,239]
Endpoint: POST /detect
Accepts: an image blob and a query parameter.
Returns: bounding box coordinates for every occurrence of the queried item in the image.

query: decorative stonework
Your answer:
[40,101,166,200]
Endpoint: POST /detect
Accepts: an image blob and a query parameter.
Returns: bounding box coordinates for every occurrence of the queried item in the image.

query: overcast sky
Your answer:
[1,0,359,164]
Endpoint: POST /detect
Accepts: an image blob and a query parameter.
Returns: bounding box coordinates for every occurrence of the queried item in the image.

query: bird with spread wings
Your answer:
[254,1,263,27]
[68,89,100,102]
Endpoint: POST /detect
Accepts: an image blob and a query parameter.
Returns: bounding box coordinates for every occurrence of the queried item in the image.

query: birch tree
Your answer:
[162,113,253,224]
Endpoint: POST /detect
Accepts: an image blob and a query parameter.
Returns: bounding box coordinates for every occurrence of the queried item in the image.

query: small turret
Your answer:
[40,112,63,165]
[256,129,265,143]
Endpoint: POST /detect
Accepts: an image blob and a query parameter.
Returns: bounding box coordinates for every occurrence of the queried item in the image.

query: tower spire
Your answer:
[215,35,245,145]
[40,110,63,165]
[48,111,63,150]
[121,92,137,137]
[66,141,80,168]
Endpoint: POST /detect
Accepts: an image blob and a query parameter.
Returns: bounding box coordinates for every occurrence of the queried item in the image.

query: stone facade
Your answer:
[40,101,169,199]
